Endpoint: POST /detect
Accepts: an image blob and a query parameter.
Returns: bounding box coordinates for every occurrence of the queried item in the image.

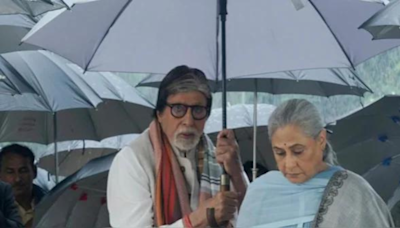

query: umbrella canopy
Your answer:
[39,148,116,177]
[22,0,399,92]
[360,0,390,4]
[0,14,38,54]
[22,0,218,76]
[0,51,102,109]
[389,185,400,209]
[360,0,400,40]
[362,155,400,202]
[37,134,138,176]
[0,51,154,144]
[34,167,57,191]
[0,50,153,181]
[139,68,370,97]
[331,95,400,201]
[0,0,67,17]
[33,153,115,228]
[205,104,277,169]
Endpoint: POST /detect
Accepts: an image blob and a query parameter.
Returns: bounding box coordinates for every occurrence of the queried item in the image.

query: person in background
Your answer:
[0,144,47,228]
[242,161,269,182]
[108,65,248,227]
[237,99,393,228]
[0,180,23,228]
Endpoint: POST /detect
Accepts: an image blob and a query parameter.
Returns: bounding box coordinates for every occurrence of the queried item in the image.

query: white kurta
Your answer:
[107,129,200,227]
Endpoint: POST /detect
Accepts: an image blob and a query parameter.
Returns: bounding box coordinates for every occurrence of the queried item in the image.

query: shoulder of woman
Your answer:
[250,171,284,186]
[334,169,377,194]
[342,170,369,185]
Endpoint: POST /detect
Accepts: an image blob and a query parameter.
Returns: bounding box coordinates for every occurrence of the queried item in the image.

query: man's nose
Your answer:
[14,173,22,183]
[182,108,195,126]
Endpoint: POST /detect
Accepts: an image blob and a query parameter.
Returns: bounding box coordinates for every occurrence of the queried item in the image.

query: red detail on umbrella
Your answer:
[79,193,88,201]
[70,183,78,190]
[101,197,107,205]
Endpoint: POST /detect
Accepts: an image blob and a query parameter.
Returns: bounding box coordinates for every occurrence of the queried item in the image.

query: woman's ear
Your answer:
[319,129,327,150]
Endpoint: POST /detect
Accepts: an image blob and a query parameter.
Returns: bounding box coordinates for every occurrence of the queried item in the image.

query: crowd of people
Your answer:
[0,65,397,227]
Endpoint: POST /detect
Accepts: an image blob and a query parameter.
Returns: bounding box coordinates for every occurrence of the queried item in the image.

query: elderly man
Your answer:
[108,65,248,227]
[0,181,23,228]
[0,144,47,228]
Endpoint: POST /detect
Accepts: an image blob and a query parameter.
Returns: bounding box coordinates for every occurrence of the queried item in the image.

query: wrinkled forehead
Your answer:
[167,91,208,106]
[1,153,32,169]
[271,125,315,147]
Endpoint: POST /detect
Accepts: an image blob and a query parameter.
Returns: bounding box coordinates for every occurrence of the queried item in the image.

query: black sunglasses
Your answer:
[166,103,209,120]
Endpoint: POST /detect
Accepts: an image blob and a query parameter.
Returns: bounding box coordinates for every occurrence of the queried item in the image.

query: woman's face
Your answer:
[271,124,328,184]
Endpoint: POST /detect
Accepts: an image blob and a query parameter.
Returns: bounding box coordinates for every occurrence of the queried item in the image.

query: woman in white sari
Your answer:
[237,99,393,228]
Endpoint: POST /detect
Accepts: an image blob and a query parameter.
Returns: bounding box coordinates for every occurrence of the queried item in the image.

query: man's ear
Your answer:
[33,164,37,179]
[156,110,162,123]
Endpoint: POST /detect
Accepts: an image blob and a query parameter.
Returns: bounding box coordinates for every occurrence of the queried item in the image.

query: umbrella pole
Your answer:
[53,113,59,184]
[220,0,228,129]
[219,0,230,191]
[252,82,258,181]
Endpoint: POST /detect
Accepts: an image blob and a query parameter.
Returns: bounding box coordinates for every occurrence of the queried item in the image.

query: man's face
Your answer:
[0,153,35,198]
[157,91,208,151]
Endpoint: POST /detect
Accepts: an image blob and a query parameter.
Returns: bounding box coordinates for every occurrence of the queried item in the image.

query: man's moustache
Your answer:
[13,184,24,188]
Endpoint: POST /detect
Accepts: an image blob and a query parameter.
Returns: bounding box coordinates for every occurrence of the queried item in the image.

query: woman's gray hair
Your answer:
[268,99,338,165]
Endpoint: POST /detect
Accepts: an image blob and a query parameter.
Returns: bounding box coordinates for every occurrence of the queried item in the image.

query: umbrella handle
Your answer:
[220,172,230,192]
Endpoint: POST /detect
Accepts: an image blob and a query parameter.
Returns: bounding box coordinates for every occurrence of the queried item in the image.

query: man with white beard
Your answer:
[107,65,248,228]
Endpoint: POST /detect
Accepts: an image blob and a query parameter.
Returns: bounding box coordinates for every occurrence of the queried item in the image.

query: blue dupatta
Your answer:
[237,166,341,228]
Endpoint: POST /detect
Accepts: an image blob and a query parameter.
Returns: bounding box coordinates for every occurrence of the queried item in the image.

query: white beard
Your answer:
[172,128,201,151]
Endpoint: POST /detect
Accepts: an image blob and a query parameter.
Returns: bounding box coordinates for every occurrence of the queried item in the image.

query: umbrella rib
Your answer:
[16,54,54,110]
[63,194,84,227]
[102,74,125,100]
[58,149,75,170]
[40,52,99,108]
[132,86,156,106]
[86,108,101,141]
[222,66,356,81]
[117,101,145,135]
[308,1,356,70]
[363,153,400,178]
[21,1,34,17]
[84,0,133,72]
[77,186,106,194]
[0,56,30,95]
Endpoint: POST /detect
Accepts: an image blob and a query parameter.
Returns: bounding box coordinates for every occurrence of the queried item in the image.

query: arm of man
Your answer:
[230,170,249,208]
[107,147,184,228]
[215,129,249,208]
[0,183,23,228]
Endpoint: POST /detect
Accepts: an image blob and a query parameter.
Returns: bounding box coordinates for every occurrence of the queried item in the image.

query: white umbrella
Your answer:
[360,0,400,40]
[22,0,400,82]
[0,0,67,17]
[0,14,38,54]
[0,51,154,182]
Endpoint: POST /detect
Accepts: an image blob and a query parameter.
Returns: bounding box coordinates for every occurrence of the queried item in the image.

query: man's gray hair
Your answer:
[166,77,211,99]
[268,99,338,165]
[155,65,212,117]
